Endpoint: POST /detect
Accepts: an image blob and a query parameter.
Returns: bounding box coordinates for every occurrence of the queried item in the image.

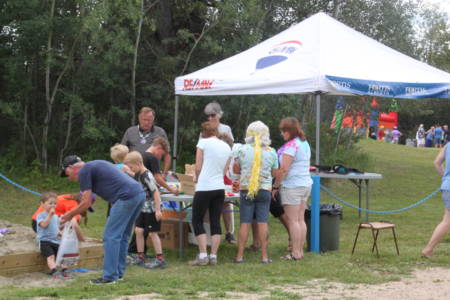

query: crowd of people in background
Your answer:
[369,124,450,148]
[417,124,449,148]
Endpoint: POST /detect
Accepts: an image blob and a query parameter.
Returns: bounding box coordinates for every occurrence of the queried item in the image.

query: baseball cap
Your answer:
[60,155,82,177]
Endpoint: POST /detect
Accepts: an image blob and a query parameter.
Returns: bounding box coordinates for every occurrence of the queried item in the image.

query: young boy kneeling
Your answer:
[124,151,166,269]
[36,192,84,279]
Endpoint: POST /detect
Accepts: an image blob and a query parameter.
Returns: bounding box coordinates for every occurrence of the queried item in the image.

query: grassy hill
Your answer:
[0,139,448,299]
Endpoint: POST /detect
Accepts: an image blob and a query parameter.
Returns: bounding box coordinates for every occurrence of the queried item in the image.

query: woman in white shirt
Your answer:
[203,102,236,244]
[189,121,231,266]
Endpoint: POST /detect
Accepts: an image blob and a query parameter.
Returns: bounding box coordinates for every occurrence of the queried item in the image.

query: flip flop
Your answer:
[233,258,245,264]
[280,254,301,261]
[260,258,272,264]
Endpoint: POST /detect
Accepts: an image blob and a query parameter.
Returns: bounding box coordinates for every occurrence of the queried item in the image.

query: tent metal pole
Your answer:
[310,92,321,253]
[173,95,179,172]
[315,93,320,166]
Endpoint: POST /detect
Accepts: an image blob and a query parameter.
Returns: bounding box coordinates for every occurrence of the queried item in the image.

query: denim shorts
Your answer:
[239,190,271,223]
[442,190,450,209]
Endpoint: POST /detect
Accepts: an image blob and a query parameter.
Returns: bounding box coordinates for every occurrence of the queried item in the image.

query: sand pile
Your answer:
[0,220,37,255]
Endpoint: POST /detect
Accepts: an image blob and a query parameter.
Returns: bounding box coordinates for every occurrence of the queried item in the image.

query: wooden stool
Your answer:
[351,222,399,257]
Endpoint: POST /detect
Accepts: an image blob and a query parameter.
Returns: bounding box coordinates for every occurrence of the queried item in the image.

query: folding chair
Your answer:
[351,222,399,257]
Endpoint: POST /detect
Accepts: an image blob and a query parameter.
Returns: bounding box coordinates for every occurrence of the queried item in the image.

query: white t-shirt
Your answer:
[218,123,234,141]
[196,137,231,191]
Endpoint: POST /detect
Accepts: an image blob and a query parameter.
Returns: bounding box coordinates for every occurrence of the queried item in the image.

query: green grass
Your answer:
[0,139,448,299]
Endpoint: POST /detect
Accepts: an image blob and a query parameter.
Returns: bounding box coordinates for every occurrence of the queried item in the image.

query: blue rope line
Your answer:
[0,172,43,197]
[320,184,440,214]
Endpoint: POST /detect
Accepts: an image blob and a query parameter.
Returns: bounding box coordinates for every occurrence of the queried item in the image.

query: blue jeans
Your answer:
[102,192,145,281]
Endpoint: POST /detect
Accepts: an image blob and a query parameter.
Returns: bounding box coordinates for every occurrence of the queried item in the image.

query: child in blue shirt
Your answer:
[37,192,84,279]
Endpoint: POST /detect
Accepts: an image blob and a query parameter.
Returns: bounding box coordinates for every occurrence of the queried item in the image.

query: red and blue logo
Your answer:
[255,40,302,70]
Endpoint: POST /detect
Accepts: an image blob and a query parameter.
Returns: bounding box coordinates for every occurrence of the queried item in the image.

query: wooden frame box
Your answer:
[0,243,103,277]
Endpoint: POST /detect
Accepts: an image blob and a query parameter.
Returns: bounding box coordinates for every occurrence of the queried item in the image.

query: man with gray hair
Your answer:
[121,107,171,173]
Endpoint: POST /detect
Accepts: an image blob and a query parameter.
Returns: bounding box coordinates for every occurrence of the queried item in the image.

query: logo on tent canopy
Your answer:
[255,40,302,71]
[183,79,214,91]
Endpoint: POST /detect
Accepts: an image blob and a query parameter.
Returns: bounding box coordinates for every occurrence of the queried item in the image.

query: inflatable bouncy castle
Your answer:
[331,97,398,139]
[378,99,399,130]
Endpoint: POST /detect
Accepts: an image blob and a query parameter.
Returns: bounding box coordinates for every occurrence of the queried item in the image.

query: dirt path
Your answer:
[1,267,449,299]
[113,267,450,300]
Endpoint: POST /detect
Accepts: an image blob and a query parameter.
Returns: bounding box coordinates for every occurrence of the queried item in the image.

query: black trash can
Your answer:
[305,203,343,252]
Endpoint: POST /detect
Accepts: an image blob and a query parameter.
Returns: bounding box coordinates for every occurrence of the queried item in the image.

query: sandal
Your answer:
[260,258,272,264]
[280,254,301,261]
[233,258,245,264]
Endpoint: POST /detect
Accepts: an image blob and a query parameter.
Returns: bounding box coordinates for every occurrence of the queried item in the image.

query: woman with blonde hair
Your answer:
[233,121,278,264]
[273,117,312,261]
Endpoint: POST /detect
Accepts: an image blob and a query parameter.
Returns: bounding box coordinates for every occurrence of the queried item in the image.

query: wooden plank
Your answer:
[0,258,103,277]
[0,255,103,277]
[0,252,44,269]
[78,257,103,269]
[0,244,103,269]
[0,264,48,277]
[79,245,103,257]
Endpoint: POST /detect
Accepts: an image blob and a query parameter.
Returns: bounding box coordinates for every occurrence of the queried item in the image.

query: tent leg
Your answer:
[315,93,321,166]
[311,176,321,253]
[173,95,179,172]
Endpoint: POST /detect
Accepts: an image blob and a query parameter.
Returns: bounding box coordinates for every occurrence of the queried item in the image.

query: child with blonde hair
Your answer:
[110,144,129,165]
[124,151,166,269]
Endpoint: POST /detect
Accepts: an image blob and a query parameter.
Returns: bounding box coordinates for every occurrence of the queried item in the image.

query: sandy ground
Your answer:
[108,267,450,300]
[5,267,446,299]
[0,220,38,255]
[0,219,101,290]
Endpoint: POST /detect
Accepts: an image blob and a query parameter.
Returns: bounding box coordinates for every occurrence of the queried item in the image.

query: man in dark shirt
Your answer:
[60,155,145,285]
[121,107,171,173]
[143,137,179,196]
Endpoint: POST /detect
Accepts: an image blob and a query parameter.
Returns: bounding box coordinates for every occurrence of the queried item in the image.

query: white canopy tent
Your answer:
[173,12,450,167]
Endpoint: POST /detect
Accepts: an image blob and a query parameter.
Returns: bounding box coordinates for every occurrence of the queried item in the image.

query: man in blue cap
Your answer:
[60,155,145,285]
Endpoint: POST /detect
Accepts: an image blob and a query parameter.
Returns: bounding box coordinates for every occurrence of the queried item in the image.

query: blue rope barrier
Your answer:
[0,172,43,197]
[320,184,440,214]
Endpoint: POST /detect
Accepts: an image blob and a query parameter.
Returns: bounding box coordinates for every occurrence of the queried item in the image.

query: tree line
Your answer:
[0,0,449,173]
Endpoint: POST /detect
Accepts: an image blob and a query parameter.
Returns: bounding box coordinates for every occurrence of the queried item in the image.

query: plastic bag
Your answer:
[56,223,80,268]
